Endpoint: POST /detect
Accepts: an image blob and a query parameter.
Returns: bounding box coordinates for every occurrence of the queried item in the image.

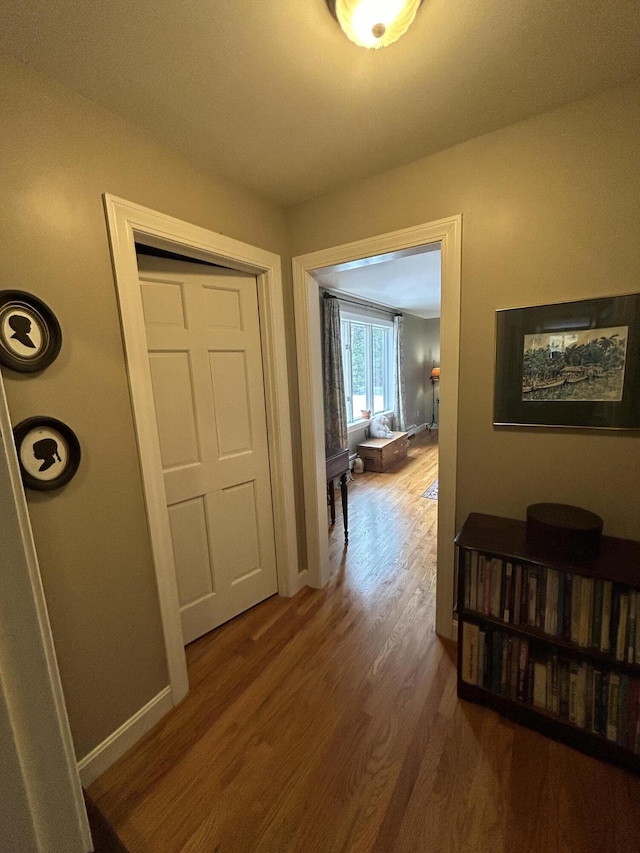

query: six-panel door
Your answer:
[137,256,278,644]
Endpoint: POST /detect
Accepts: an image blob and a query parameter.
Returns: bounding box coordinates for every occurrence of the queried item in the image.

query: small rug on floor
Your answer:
[421,478,438,500]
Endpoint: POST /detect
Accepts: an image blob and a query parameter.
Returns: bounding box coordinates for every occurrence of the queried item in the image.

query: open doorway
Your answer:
[292,216,461,640]
[314,245,441,575]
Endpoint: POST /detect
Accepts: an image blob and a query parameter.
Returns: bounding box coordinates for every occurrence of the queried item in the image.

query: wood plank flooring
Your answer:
[89,431,640,852]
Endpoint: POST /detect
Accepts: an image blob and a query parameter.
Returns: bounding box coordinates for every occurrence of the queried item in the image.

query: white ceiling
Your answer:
[315,246,441,318]
[2,1,640,206]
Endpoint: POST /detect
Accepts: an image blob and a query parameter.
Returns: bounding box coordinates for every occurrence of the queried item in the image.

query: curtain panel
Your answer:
[393,314,407,431]
[323,296,348,451]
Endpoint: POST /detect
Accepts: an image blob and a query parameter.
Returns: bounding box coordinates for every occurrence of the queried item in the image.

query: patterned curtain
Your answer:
[323,296,348,451]
[393,314,407,431]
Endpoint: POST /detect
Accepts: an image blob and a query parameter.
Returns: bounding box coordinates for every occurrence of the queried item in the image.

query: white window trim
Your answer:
[340,308,394,425]
[346,409,395,434]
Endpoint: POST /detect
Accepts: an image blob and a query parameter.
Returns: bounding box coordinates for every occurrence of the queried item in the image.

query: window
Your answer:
[340,310,394,424]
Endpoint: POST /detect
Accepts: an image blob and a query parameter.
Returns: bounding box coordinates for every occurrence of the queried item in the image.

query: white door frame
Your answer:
[104,194,299,703]
[292,215,462,639]
[0,372,91,851]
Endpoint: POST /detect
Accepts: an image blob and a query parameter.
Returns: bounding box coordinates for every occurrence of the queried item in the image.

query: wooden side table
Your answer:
[326,447,349,544]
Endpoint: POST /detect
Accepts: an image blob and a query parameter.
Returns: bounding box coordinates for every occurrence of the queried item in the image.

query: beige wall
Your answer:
[403,312,438,429]
[0,54,292,758]
[288,80,640,541]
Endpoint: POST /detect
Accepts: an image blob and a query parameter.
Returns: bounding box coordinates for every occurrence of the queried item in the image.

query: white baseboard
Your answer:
[408,423,429,436]
[78,686,173,787]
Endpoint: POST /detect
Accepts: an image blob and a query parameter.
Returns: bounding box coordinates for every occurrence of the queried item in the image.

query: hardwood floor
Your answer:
[89,431,640,852]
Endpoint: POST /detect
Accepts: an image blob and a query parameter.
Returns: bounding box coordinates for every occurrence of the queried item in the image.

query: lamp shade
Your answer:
[328,0,422,49]
[430,367,441,380]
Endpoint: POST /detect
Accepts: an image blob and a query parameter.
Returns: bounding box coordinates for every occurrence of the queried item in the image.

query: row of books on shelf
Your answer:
[461,621,640,754]
[461,550,640,664]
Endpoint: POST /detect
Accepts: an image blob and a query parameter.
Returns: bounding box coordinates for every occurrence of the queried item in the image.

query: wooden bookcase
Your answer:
[455,512,640,775]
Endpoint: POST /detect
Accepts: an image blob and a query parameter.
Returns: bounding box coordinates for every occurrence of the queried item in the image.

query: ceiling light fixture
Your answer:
[326,0,422,49]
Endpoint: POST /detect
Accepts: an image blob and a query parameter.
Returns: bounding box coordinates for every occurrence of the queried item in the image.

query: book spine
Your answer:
[461,621,480,684]
[616,592,629,662]
[528,568,538,627]
[592,579,603,650]
[559,659,570,720]
[636,596,640,666]
[601,580,613,653]
[521,566,530,625]
[550,651,560,715]
[513,564,522,626]
[526,651,535,704]
[584,664,594,732]
[600,672,610,736]
[628,589,637,663]
[556,571,565,638]
[610,586,621,658]
[607,673,620,741]
[470,551,478,612]
[509,636,520,700]
[578,577,591,648]
[617,674,630,747]
[533,656,547,709]
[501,635,510,696]
[463,551,472,609]
[550,569,560,637]
[569,660,579,724]
[536,566,546,630]
[502,561,513,623]
[562,573,572,641]
[490,558,502,619]
[576,663,587,729]
[544,569,553,635]
[570,574,581,645]
[477,629,486,688]
[477,555,486,613]
[483,557,492,616]
[492,631,503,694]
[628,680,640,751]
[483,629,492,690]
[517,638,530,703]
[585,578,594,648]
[592,669,603,734]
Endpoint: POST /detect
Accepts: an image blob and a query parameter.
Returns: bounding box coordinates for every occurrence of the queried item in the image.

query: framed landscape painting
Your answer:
[494,293,640,429]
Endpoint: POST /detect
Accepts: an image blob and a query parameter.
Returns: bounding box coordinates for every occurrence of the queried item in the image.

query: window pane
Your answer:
[372,326,385,413]
[351,324,367,420]
[341,320,350,418]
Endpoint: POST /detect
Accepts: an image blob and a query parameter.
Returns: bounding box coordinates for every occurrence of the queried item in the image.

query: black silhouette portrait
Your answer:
[9,314,36,349]
[33,437,62,472]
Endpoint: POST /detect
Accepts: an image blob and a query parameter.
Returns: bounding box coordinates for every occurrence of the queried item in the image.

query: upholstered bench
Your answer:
[356,431,409,473]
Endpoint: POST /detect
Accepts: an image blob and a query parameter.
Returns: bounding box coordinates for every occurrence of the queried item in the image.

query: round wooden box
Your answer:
[526,503,603,560]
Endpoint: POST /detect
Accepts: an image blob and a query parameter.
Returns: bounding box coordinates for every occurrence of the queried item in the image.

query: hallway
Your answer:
[89,431,640,852]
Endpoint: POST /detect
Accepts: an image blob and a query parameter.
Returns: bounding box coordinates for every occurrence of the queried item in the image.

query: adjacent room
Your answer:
[316,247,441,566]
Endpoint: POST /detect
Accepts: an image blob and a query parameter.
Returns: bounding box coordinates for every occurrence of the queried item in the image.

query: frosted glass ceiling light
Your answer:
[326,0,422,49]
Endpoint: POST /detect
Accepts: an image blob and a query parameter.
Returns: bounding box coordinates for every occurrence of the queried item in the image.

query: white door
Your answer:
[137,255,278,644]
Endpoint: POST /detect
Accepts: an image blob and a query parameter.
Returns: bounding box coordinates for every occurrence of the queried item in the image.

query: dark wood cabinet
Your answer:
[455,512,640,775]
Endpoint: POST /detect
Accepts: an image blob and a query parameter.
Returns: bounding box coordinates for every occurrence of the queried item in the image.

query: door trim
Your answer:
[292,215,461,640]
[0,372,91,851]
[104,194,299,703]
